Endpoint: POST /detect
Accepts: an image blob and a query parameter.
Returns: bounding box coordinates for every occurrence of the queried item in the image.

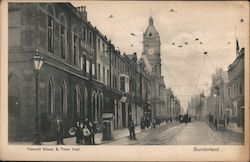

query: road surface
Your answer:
[106,121,243,145]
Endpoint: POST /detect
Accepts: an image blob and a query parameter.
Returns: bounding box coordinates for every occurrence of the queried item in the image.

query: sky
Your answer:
[72,1,248,111]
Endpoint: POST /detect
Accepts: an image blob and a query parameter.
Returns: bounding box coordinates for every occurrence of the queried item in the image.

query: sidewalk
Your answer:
[206,119,244,134]
[42,125,142,145]
[226,122,244,134]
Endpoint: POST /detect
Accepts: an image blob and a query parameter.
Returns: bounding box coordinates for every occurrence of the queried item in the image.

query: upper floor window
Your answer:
[239,83,243,95]
[86,60,90,73]
[120,76,125,92]
[103,67,106,84]
[60,25,66,59]
[89,31,92,46]
[97,38,100,52]
[107,69,110,86]
[82,26,86,41]
[48,16,54,53]
[102,43,105,53]
[59,13,67,59]
[97,63,100,80]
[92,63,95,76]
[72,34,78,65]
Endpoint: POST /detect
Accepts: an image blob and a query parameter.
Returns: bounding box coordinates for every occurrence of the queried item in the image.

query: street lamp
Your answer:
[32,49,44,145]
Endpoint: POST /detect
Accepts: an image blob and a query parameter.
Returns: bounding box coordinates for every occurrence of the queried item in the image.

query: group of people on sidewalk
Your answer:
[54,117,96,145]
[74,118,96,145]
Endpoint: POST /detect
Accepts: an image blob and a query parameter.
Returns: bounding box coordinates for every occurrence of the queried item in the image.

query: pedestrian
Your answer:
[74,121,80,144]
[55,116,64,145]
[89,122,96,145]
[78,122,84,145]
[84,118,90,129]
[83,125,91,145]
[152,119,156,128]
[129,120,136,140]
[141,120,145,131]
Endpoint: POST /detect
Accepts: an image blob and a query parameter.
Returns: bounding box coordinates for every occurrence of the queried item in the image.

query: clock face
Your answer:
[147,48,155,55]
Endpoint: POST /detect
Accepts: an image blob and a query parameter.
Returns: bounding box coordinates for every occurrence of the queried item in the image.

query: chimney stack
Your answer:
[76,6,87,20]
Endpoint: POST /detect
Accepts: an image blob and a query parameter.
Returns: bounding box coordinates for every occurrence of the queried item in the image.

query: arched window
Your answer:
[74,85,80,119]
[84,87,88,117]
[61,81,67,116]
[80,86,87,120]
[48,77,55,114]
[99,93,103,120]
[47,4,55,53]
[59,13,67,59]
[91,91,96,122]
[96,94,99,122]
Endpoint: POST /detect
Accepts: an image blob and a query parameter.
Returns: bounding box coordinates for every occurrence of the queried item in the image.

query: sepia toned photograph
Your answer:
[1,0,249,161]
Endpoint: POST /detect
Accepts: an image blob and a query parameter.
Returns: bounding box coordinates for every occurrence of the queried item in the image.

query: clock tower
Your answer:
[142,16,161,78]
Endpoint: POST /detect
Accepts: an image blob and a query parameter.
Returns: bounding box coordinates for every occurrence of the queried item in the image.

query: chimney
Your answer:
[76,6,87,20]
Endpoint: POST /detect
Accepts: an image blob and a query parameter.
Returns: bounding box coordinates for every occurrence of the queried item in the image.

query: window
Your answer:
[92,63,95,76]
[228,87,231,97]
[102,43,105,53]
[89,31,92,46]
[103,67,105,84]
[60,25,66,59]
[86,60,90,73]
[107,69,110,86]
[120,76,125,92]
[97,63,100,80]
[72,34,78,65]
[80,57,83,70]
[48,16,54,53]
[239,84,243,95]
[61,81,67,116]
[82,27,86,41]
[48,78,54,114]
[97,38,100,52]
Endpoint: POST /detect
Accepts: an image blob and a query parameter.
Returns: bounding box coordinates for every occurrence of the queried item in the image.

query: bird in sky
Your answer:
[179,45,182,47]
[195,38,199,41]
[130,33,135,36]
[185,42,188,45]
[172,42,175,45]
[203,52,208,55]
[131,44,134,47]
[228,41,231,44]
[200,42,203,44]
[108,15,114,18]
[240,18,244,23]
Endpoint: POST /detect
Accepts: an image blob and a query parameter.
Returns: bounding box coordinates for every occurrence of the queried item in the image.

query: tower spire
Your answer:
[149,16,153,25]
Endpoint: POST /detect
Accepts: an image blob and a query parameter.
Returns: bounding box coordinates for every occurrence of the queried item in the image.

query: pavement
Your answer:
[226,122,244,134]
[42,124,144,145]
[106,121,243,145]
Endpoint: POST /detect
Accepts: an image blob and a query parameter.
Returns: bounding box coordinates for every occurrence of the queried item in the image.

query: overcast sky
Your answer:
[72,1,248,111]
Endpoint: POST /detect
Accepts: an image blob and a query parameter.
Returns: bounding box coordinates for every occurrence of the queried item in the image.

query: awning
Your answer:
[102,113,114,119]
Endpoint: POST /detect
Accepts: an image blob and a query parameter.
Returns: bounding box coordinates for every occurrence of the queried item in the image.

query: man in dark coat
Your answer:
[74,121,80,144]
[89,122,96,145]
[55,116,64,145]
[129,120,136,140]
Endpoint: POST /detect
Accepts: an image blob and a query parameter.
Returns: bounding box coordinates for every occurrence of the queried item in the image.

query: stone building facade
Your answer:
[141,17,179,122]
[228,47,244,128]
[8,3,151,142]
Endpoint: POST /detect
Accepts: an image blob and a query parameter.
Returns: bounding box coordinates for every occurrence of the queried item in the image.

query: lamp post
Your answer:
[32,49,44,145]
